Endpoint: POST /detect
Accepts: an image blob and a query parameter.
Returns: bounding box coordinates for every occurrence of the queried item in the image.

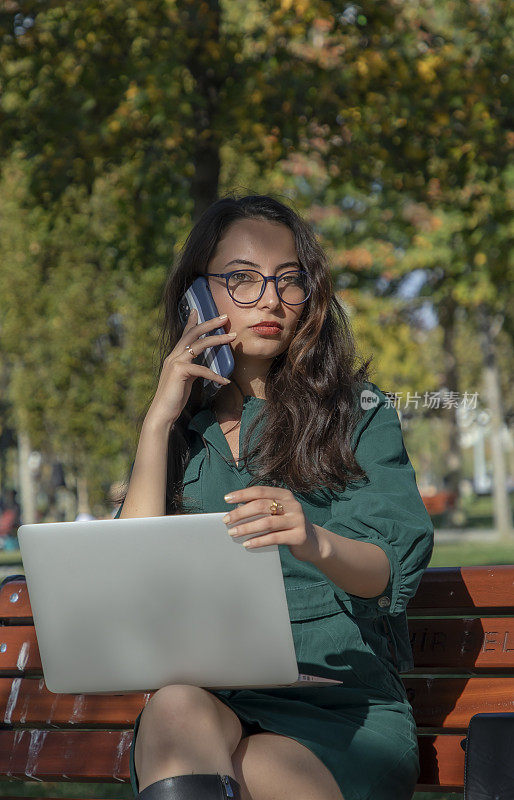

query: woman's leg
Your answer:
[231,732,345,800]
[134,684,245,791]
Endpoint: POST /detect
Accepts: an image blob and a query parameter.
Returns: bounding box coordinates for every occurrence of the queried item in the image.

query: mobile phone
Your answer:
[178,276,235,400]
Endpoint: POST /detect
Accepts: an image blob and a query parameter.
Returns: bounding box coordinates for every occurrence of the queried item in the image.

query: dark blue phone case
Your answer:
[178,276,234,400]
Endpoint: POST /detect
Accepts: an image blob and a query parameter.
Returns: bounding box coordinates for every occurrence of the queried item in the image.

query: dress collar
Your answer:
[187,395,266,468]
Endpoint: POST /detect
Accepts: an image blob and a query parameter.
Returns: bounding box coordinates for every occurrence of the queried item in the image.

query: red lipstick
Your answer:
[250,321,283,335]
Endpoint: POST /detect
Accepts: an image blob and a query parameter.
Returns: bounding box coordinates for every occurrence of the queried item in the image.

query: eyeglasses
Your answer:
[206,269,312,305]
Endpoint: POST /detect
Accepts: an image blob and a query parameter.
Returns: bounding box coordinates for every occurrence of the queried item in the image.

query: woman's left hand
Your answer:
[222,486,324,564]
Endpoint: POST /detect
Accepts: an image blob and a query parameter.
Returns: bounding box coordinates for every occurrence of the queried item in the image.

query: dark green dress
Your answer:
[121,382,434,800]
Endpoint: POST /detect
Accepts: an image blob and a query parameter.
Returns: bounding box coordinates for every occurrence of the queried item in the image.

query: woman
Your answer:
[115,194,434,800]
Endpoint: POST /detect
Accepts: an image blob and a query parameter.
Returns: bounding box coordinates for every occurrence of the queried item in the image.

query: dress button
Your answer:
[377,596,391,608]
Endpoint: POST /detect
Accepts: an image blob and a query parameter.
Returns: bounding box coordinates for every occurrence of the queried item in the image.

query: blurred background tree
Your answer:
[0,0,512,535]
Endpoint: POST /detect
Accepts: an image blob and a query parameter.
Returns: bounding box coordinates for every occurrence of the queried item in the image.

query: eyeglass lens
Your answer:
[227,270,309,304]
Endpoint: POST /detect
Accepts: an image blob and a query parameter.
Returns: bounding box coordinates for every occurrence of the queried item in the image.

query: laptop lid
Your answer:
[18,512,305,694]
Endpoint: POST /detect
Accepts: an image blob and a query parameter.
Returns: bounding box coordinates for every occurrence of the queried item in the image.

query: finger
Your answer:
[243,533,281,549]
[178,339,209,360]
[224,486,289,504]
[176,362,231,385]
[185,313,229,342]
[227,516,288,539]
[223,498,279,525]
[184,332,236,357]
[177,342,234,388]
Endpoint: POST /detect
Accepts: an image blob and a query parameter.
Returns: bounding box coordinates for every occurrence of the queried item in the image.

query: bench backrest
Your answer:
[1,566,513,794]
[405,565,514,793]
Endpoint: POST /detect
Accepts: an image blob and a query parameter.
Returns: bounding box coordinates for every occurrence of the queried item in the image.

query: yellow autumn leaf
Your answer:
[417,55,441,82]
[355,58,369,78]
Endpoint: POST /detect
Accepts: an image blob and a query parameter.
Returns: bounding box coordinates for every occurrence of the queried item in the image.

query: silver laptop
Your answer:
[17,512,343,694]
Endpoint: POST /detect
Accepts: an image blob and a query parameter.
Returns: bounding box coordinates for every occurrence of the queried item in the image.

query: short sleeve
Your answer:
[322,388,434,618]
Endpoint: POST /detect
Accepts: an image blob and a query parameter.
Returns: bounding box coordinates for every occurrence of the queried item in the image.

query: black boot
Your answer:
[137,772,241,800]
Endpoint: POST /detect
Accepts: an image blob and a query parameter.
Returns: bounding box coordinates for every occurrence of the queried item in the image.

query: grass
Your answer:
[0,781,133,798]
[0,549,23,566]
[425,491,514,531]
[429,540,514,567]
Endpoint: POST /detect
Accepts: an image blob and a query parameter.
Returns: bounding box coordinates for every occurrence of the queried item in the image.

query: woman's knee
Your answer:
[134,684,240,789]
[137,684,223,748]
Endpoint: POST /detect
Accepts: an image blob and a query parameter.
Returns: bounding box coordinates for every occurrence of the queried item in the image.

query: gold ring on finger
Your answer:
[269,499,284,515]
[185,345,196,357]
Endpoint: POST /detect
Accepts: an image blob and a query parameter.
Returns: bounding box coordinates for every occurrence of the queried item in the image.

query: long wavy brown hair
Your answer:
[116,193,374,514]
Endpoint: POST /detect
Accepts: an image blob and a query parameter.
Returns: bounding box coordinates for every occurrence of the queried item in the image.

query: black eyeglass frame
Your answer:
[205,269,312,305]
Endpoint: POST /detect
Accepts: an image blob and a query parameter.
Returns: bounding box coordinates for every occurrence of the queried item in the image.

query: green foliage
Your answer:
[0,0,512,512]
[0,154,164,507]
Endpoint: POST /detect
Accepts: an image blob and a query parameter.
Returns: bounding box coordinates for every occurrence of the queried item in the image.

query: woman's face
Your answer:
[204,217,306,360]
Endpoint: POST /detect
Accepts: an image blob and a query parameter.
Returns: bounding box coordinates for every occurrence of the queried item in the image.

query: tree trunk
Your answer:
[438,297,462,522]
[180,0,223,221]
[76,474,91,516]
[477,307,513,539]
[17,429,36,524]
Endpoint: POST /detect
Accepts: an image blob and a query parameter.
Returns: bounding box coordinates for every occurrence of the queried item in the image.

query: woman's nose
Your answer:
[258,277,282,306]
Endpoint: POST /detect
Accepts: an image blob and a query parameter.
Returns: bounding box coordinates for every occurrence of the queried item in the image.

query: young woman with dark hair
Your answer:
[115,194,434,800]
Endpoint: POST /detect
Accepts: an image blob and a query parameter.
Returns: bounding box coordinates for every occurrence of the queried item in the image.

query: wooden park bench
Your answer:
[1,565,514,796]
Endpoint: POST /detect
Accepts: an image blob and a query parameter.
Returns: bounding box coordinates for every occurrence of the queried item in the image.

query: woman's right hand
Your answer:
[144,309,236,430]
